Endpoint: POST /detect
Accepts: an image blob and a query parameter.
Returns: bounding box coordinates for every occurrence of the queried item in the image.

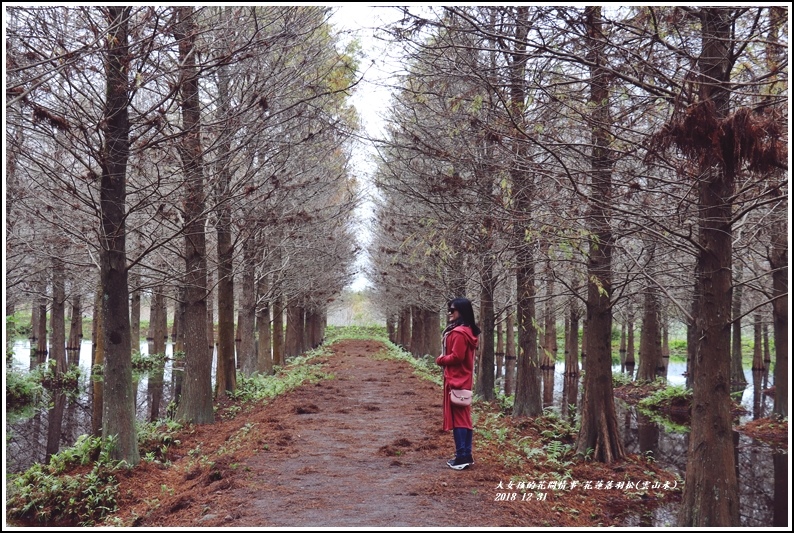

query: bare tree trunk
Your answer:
[562,375,579,423]
[769,205,787,418]
[762,321,771,369]
[172,286,186,408]
[318,308,327,346]
[477,257,496,400]
[679,8,739,525]
[285,302,303,360]
[619,322,626,372]
[575,6,624,463]
[306,309,321,349]
[50,259,66,374]
[417,309,429,357]
[235,310,242,367]
[730,265,747,385]
[542,280,556,368]
[7,87,23,319]
[172,300,179,345]
[565,303,580,376]
[67,293,82,367]
[45,392,67,461]
[752,313,764,371]
[272,294,284,367]
[495,317,504,378]
[427,309,441,361]
[563,312,570,365]
[637,412,660,457]
[415,307,423,356]
[317,309,326,347]
[398,307,411,351]
[660,312,670,377]
[504,309,516,397]
[238,247,257,374]
[46,258,67,459]
[147,288,166,422]
[300,304,309,355]
[510,6,541,418]
[129,270,141,355]
[158,291,169,348]
[394,311,403,347]
[304,309,314,351]
[625,311,635,373]
[34,281,49,368]
[206,271,215,365]
[410,305,424,357]
[29,275,43,364]
[638,285,662,382]
[387,315,396,344]
[98,6,138,464]
[91,279,104,437]
[214,12,236,395]
[542,368,554,408]
[173,6,212,425]
[257,276,273,374]
[758,5,787,419]
[513,253,541,416]
[580,318,588,371]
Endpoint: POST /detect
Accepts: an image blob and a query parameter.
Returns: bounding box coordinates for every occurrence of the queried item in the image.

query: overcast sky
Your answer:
[329,6,406,291]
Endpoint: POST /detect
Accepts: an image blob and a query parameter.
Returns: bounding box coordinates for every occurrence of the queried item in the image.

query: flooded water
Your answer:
[7,339,181,473]
[496,359,786,527]
[7,341,788,527]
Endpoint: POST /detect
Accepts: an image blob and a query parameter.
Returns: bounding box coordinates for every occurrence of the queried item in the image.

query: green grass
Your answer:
[325,324,389,343]
[6,435,125,526]
[637,384,692,433]
[231,347,333,404]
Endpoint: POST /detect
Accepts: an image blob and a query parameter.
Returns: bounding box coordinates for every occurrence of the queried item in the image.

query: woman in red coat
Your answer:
[435,297,480,470]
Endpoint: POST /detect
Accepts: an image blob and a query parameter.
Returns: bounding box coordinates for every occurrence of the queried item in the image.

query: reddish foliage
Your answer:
[648,101,786,174]
[736,417,789,449]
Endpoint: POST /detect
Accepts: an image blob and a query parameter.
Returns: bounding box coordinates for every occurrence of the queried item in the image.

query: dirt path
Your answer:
[125,340,525,527]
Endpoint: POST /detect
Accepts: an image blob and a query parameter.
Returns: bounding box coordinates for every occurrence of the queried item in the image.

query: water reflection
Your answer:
[545,360,782,527]
[7,339,182,473]
[637,412,659,458]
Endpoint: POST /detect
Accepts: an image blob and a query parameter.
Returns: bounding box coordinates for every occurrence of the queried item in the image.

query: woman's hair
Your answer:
[447,297,481,337]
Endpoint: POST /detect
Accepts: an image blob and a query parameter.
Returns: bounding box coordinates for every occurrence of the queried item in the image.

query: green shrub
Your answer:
[6,312,33,340]
[667,339,688,361]
[637,383,692,433]
[6,365,45,416]
[6,435,124,526]
[231,347,332,404]
[131,351,168,374]
[6,359,83,420]
[612,372,634,387]
[638,383,691,410]
[136,418,183,462]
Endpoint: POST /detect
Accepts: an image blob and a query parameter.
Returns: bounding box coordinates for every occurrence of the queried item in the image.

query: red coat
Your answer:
[435,325,479,431]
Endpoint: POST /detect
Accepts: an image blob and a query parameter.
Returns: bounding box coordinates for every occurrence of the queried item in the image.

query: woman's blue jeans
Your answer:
[453,427,473,458]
